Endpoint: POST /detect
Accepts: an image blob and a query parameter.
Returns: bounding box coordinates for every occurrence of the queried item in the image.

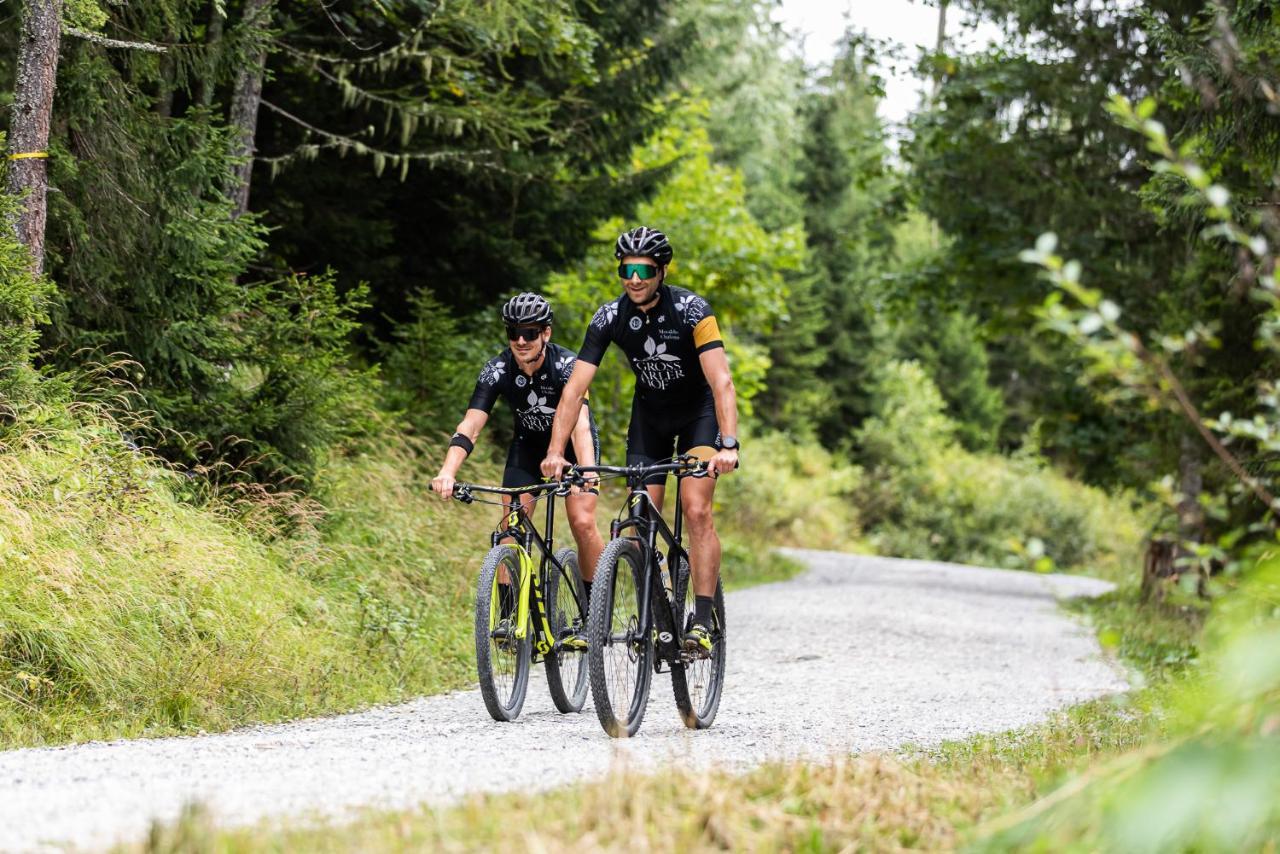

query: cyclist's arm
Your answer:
[546,360,596,458]
[700,348,739,471]
[439,409,489,479]
[568,402,596,468]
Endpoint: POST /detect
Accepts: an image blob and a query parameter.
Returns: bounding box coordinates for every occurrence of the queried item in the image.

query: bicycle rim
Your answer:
[588,538,652,737]
[475,546,530,721]
[672,560,726,729]
[545,547,588,713]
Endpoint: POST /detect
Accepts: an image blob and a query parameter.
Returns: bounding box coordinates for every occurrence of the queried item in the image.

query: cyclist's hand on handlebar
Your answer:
[431,473,456,500]
[540,451,570,481]
[706,447,739,478]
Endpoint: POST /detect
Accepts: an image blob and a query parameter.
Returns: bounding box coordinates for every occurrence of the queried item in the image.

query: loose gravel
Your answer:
[0,550,1127,851]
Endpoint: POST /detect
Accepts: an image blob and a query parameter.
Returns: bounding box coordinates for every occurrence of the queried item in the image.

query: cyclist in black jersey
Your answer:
[433,294,604,609]
[541,226,740,657]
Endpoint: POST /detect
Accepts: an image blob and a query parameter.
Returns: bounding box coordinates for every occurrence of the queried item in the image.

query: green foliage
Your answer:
[716,430,862,552]
[256,0,739,323]
[857,361,1145,577]
[0,191,54,416]
[380,290,493,437]
[987,552,1280,851]
[792,39,914,447]
[699,4,808,230]
[167,272,377,486]
[0,409,500,746]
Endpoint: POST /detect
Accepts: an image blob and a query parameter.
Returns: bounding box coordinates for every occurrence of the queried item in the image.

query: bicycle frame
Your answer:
[455,481,583,659]
[573,459,703,669]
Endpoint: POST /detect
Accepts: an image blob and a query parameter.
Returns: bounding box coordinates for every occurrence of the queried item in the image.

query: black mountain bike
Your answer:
[442,480,589,721]
[569,457,727,738]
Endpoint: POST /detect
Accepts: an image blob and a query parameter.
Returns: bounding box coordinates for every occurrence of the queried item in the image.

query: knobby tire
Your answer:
[587,537,652,738]
[544,547,588,713]
[671,557,726,729]
[474,545,531,722]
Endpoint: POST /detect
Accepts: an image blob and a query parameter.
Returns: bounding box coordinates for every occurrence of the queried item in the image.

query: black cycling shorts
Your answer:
[502,427,601,491]
[626,390,721,485]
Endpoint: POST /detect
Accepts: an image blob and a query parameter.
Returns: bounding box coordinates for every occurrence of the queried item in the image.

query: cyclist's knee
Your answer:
[683,499,715,532]
[567,501,596,537]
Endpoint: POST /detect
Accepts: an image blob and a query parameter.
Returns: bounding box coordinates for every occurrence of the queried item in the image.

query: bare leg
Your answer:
[565,491,603,580]
[679,476,720,597]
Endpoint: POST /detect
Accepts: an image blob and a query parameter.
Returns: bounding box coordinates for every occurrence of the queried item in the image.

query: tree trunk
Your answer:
[6,0,64,276]
[195,1,225,108]
[931,0,949,99]
[1177,432,1205,543]
[227,0,272,218]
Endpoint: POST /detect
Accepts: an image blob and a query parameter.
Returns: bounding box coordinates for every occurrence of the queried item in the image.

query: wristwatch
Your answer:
[721,435,739,451]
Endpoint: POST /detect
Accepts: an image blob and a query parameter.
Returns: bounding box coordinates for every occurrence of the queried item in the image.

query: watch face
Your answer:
[722,436,738,450]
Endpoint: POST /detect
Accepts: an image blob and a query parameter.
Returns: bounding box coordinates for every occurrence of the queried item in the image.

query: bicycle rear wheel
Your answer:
[671,557,726,729]
[545,547,588,713]
[587,537,652,738]
[475,545,531,722]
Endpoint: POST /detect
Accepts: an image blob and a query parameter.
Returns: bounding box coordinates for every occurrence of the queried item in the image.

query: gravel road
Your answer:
[0,550,1127,851]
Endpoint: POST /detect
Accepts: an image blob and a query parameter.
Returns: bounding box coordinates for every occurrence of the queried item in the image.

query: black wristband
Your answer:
[449,432,474,455]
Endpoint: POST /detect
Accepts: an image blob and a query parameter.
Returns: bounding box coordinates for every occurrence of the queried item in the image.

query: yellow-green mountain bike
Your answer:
[445,479,589,721]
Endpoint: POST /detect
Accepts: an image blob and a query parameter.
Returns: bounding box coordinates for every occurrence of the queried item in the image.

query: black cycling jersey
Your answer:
[577,284,724,406]
[468,341,594,444]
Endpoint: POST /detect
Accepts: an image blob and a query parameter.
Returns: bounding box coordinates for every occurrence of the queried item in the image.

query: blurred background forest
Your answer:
[1,0,1278,847]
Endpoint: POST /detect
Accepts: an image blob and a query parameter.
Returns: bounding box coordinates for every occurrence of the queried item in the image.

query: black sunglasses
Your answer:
[618,262,659,281]
[506,325,546,343]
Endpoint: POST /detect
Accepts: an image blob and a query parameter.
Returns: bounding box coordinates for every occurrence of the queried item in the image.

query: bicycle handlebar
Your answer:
[567,455,721,483]
[430,479,569,504]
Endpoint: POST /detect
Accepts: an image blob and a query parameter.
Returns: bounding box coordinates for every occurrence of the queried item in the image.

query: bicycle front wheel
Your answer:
[545,547,588,713]
[587,537,652,738]
[475,545,531,722]
[671,557,726,729]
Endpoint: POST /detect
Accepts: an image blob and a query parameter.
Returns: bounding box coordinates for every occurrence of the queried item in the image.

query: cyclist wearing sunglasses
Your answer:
[540,226,740,657]
[433,293,604,619]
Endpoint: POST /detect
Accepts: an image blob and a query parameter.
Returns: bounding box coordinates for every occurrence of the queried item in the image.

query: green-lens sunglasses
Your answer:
[618,262,659,281]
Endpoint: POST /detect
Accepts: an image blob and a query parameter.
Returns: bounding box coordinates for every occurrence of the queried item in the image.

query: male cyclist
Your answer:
[433,293,604,638]
[540,227,739,656]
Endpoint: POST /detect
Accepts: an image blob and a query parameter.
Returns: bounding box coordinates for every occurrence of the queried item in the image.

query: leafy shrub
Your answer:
[148,272,378,488]
[857,361,1145,577]
[380,289,493,438]
[717,430,862,551]
[0,191,54,417]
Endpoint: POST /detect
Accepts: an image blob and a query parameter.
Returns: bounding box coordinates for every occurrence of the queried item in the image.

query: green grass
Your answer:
[0,415,505,747]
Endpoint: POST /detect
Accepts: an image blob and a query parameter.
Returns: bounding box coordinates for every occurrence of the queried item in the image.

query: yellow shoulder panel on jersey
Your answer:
[693,315,722,349]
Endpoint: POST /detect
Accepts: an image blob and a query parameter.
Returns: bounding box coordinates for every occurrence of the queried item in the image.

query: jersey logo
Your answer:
[515,374,528,388]
[629,316,643,331]
[676,294,707,324]
[517,389,557,432]
[632,336,685,390]
[555,354,575,379]
[591,302,618,329]
[479,359,506,386]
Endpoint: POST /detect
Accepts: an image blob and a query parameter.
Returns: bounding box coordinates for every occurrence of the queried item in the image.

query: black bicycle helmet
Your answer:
[501,293,554,326]
[615,226,673,266]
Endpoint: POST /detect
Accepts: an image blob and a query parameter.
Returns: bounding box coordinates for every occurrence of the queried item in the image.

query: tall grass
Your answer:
[0,405,499,746]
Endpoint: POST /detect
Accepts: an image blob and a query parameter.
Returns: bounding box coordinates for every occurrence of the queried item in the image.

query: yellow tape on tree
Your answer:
[7,151,49,160]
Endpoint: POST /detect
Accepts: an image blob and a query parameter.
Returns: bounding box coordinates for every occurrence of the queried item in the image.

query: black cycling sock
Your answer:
[582,580,593,618]
[694,595,713,627]
[499,583,514,620]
